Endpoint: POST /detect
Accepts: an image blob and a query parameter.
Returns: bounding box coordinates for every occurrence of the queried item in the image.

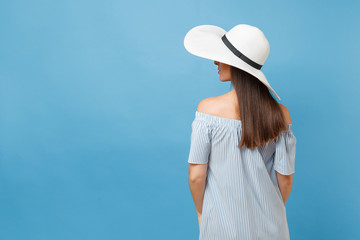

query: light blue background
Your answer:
[1,0,359,239]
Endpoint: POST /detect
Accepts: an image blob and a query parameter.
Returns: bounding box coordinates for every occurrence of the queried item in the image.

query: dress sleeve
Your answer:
[187,119,212,164]
[273,125,297,175]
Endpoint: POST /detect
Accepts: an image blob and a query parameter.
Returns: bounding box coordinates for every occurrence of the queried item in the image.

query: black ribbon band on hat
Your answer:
[221,34,262,70]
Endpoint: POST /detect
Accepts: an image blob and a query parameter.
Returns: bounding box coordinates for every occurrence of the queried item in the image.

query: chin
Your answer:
[219,77,229,82]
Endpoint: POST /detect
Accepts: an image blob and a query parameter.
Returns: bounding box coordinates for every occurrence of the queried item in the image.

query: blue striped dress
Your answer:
[188,111,297,240]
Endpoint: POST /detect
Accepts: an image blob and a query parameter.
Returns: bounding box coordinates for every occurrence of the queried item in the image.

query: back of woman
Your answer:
[185,24,297,240]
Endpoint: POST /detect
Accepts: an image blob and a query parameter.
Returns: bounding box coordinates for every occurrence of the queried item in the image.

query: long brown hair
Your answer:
[230,66,287,149]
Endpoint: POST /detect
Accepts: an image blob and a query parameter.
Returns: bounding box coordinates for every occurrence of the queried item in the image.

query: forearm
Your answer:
[188,178,206,215]
[278,181,292,204]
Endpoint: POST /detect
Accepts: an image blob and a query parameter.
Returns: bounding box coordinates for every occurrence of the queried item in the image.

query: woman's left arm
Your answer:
[188,163,208,228]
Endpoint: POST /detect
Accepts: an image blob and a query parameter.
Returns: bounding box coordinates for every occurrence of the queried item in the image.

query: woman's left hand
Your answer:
[197,213,202,230]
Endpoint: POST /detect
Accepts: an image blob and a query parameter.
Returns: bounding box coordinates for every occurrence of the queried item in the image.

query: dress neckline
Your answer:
[196,111,242,122]
[195,111,292,130]
[195,111,242,127]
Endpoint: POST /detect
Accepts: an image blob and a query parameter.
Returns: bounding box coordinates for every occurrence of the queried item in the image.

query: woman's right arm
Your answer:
[277,104,294,205]
[276,173,293,204]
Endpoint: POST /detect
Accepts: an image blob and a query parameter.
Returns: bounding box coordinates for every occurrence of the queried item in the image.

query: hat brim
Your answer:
[184,25,280,101]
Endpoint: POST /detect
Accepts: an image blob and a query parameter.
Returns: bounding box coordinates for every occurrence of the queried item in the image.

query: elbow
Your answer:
[278,178,293,188]
[188,164,207,183]
[188,174,206,184]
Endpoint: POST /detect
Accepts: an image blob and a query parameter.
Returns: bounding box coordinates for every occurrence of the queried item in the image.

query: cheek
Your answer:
[226,67,231,76]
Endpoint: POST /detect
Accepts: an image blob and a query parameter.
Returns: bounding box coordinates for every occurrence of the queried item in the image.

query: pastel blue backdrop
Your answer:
[1,0,359,239]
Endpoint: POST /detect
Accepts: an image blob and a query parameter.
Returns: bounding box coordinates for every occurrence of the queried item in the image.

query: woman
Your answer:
[184,24,297,240]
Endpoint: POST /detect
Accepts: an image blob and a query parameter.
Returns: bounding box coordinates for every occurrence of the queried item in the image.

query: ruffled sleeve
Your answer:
[187,118,212,164]
[273,124,297,175]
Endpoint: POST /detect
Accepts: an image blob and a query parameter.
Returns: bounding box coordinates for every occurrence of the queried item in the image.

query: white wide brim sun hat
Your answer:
[184,24,281,101]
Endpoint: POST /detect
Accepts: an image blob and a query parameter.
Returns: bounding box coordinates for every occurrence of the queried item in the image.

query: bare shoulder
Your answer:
[197,97,218,113]
[279,104,292,124]
[197,94,240,119]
